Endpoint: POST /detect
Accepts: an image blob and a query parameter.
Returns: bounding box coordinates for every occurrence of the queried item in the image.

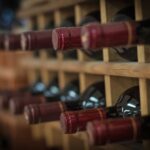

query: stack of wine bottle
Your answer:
[0,6,149,60]
[0,6,150,147]
[0,75,144,146]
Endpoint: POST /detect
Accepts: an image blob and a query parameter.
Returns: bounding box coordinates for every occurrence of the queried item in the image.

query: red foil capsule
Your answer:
[60,108,107,134]
[4,34,21,50]
[52,27,82,51]
[86,117,141,146]
[0,34,4,49]
[81,21,137,50]
[21,30,52,50]
[9,95,45,115]
[0,91,30,109]
[24,102,66,124]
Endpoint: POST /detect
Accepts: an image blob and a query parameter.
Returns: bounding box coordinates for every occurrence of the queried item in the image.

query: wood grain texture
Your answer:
[18,0,92,18]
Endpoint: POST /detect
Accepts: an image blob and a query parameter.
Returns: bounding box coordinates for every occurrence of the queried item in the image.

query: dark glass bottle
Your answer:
[80,82,105,109]
[20,30,53,51]
[6,73,45,113]
[86,115,150,146]
[81,18,150,61]
[9,76,61,114]
[52,10,102,60]
[0,90,31,110]
[8,75,46,114]
[4,33,21,50]
[43,77,61,102]
[60,86,140,133]
[0,135,11,150]
[24,79,81,124]
[80,11,102,60]
[111,6,137,61]
[60,80,80,102]
[24,81,106,124]
[29,75,46,95]
[81,6,136,61]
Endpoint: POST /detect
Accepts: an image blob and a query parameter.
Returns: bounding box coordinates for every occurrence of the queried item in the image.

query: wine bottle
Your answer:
[9,76,60,114]
[80,11,102,60]
[0,34,4,49]
[0,134,11,150]
[110,6,137,61]
[0,90,31,110]
[60,108,107,134]
[60,86,140,133]
[86,115,150,146]
[4,33,21,50]
[52,10,102,60]
[24,81,106,124]
[2,73,45,112]
[20,30,53,50]
[30,75,46,95]
[81,19,150,56]
[24,79,81,124]
[43,77,61,102]
[9,94,45,114]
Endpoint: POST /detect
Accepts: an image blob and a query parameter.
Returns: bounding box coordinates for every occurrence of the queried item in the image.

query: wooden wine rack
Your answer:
[12,0,150,149]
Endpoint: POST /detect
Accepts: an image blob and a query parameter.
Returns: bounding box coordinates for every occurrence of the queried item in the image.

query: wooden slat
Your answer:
[18,0,92,18]
[20,58,150,79]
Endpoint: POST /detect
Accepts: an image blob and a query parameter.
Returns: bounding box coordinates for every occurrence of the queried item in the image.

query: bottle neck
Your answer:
[106,106,119,118]
[52,27,82,51]
[140,115,150,140]
[87,115,150,146]
[137,19,150,44]
[60,108,107,133]
[64,100,82,110]
[21,30,52,50]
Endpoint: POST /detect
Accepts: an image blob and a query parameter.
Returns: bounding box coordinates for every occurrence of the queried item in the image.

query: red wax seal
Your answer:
[24,102,66,124]
[81,21,137,50]
[60,108,107,134]
[52,27,82,51]
[21,30,52,50]
[86,117,140,146]
[9,95,45,115]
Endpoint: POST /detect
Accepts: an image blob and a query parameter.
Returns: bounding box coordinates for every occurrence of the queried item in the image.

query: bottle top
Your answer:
[52,27,81,51]
[4,34,21,50]
[86,117,141,145]
[81,21,137,50]
[24,101,66,124]
[21,30,52,50]
[60,108,107,134]
[0,91,13,109]
[9,95,45,115]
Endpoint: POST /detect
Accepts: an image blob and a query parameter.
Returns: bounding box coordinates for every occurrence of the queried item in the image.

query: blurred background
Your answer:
[0,0,21,32]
